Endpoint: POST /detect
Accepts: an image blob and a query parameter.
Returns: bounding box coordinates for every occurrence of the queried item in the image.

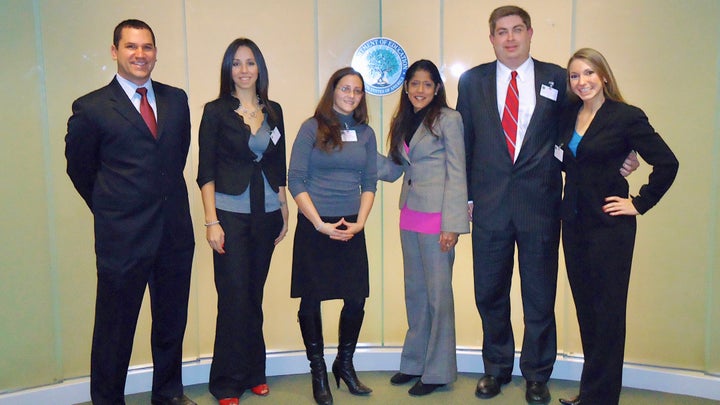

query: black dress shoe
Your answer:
[526,381,550,404]
[559,395,581,405]
[408,380,445,396]
[390,372,421,385]
[475,374,512,399]
[150,394,197,405]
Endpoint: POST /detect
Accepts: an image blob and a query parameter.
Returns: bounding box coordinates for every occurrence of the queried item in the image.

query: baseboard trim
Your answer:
[1,348,718,404]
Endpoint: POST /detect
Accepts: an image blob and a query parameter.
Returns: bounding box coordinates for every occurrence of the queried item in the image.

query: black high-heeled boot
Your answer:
[331,308,372,395]
[298,311,333,405]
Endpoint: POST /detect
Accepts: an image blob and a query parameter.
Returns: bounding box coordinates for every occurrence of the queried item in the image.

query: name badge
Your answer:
[540,83,558,101]
[341,129,358,142]
[554,144,564,162]
[270,126,281,145]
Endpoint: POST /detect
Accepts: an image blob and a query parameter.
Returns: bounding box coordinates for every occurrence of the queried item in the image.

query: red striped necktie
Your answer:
[501,71,518,160]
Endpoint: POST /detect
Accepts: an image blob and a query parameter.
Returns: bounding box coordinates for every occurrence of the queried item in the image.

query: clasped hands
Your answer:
[317,217,363,242]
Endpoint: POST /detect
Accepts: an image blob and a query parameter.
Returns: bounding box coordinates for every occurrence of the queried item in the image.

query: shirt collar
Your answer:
[115,74,155,100]
[497,56,534,82]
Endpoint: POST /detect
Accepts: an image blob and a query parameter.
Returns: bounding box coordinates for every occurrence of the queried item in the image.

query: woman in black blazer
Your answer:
[558,48,678,405]
[197,38,288,405]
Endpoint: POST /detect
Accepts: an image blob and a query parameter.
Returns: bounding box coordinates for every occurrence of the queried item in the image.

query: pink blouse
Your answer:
[398,142,442,234]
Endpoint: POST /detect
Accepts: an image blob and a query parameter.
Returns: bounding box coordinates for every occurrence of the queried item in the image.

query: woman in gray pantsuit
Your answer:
[377,59,469,397]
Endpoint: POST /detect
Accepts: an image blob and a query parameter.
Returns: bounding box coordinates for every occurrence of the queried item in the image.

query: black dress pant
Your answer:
[471,221,560,382]
[562,215,636,405]
[91,244,194,404]
[209,209,282,399]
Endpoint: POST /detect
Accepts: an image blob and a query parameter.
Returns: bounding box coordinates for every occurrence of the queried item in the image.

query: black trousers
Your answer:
[562,216,636,405]
[209,209,283,399]
[91,244,194,404]
[471,221,560,382]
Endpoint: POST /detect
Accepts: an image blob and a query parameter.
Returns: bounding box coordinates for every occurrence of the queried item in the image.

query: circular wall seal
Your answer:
[351,37,409,96]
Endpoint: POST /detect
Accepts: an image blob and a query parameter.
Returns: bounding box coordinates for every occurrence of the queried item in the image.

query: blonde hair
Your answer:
[567,48,625,103]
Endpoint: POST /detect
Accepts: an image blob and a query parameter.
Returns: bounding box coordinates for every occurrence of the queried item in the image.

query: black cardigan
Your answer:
[197,96,286,194]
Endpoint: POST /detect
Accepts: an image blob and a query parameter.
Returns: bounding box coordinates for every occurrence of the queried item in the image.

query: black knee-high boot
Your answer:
[299,311,333,405]
[332,308,372,395]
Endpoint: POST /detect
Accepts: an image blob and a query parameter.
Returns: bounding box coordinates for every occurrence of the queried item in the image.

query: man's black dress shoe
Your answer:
[526,381,551,404]
[559,395,581,405]
[408,380,445,396]
[150,394,197,405]
[475,374,511,399]
[390,372,421,385]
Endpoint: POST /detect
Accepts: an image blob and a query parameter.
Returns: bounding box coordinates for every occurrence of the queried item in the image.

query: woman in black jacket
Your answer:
[197,38,288,405]
[558,48,678,405]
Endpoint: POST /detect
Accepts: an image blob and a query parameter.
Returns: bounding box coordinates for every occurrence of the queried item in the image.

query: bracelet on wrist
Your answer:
[315,222,326,232]
[204,220,220,227]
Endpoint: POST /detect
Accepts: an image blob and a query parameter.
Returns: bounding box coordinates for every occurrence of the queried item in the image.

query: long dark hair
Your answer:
[387,59,448,164]
[218,38,279,124]
[313,67,369,152]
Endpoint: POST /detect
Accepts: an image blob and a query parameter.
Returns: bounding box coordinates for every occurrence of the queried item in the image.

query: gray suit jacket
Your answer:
[378,107,470,234]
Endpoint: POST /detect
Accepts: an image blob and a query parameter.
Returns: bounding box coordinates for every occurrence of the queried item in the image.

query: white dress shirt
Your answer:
[115,74,157,119]
[496,57,536,162]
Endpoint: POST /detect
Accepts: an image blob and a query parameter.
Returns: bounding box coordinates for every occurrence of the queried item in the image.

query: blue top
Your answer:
[288,115,378,217]
[215,119,281,213]
[568,130,583,157]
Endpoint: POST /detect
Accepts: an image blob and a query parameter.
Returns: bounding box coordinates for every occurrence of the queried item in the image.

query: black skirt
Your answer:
[290,212,369,300]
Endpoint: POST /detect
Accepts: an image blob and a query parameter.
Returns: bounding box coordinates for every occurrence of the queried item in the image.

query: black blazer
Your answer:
[559,99,678,224]
[457,59,567,232]
[65,77,194,260]
[196,96,286,193]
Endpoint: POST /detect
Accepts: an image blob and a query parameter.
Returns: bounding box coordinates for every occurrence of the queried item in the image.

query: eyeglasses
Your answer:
[338,85,364,96]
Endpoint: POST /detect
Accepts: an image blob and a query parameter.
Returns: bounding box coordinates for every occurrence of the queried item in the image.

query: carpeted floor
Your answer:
[100,371,716,405]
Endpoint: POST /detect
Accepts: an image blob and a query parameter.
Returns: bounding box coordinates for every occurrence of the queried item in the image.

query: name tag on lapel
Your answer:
[540,83,558,101]
[270,126,281,145]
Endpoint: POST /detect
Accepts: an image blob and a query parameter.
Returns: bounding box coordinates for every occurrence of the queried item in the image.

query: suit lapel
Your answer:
[481,64,500,124]
[479,63,514,165]
[153,80,167,140]
[524,76,546,144]
[109,78,158,140]
[515,61,556,166]
[407,123,426,155]
[581,100,611,143]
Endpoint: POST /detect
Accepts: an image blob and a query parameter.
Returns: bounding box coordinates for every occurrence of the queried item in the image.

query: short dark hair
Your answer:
[489,5,531,35]
[113,19,155,48]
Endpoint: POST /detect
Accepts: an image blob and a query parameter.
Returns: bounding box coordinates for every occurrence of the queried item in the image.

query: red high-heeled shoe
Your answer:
[218,398,239,405]
[251,383,269,396]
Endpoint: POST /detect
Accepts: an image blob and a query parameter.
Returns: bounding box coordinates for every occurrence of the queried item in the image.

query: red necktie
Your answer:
[136,87,158,138]
[502,71,518,160]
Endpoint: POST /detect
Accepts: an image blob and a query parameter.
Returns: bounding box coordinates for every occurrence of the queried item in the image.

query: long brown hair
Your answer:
[387,59,448,164]
[313,67,368,152]
[567,47,625,103]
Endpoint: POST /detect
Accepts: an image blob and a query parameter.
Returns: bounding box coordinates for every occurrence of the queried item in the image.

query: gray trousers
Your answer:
[398,230,458,384]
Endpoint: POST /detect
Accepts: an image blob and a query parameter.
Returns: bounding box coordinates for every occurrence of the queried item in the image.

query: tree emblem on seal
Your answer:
[367,48,400,87]
[352,37,408,96]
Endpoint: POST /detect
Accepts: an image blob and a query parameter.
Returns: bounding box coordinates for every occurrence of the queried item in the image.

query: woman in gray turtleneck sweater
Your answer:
[288,67,377,405]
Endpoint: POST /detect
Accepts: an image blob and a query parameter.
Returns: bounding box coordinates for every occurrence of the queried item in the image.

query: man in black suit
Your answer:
[65,19,196,405]
[456,6,565,404]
